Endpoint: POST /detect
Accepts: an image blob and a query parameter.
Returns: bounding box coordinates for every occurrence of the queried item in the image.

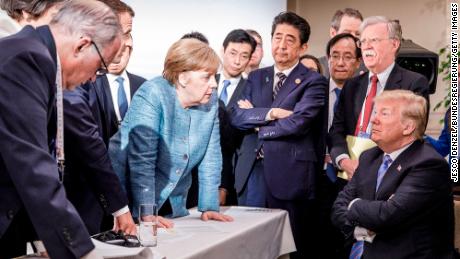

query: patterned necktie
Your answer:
[116,76,128,120]
[273,72,287,99]
[333,87,342,113]
[376,154,393,191]
[354,74,378,136]
[349,240,364,259]
[220,80,231,106]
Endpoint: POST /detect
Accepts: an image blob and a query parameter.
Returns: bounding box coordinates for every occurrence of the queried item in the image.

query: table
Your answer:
[95,206,296,259]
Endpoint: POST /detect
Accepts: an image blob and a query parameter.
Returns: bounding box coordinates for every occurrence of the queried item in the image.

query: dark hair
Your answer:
[223,29,257,55]
[299,54,323,74]
[326,33,361,59]
[0,0,67,20]
[331,8,363,31]
[98,0,134,17]
[181,31,209,44]
[271,11,310,45]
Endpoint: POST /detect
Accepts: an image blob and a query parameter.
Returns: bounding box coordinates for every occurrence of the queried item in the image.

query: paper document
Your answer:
[338,135,376,180]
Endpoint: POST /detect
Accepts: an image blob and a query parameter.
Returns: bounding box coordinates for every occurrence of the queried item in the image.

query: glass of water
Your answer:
[138,204,158,247]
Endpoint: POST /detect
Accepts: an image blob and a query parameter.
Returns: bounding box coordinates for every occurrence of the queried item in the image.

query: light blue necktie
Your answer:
[349,240,364,259]
[376,154,393,191]
[116,76,128,120]
[219,80,231,106]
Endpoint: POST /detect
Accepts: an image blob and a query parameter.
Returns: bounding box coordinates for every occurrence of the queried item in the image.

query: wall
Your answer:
[288,0,453,134]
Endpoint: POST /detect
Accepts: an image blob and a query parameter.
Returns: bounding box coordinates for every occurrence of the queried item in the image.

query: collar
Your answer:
[329,78,340,93]
[220,74,241,85]
[369,62,395,88]
[385,140,414,162]
[274,61,298,78]
[106,70,128,83]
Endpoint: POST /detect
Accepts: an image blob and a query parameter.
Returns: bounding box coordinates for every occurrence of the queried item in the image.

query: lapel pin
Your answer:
[397,165,402,172]
[295,78,301,85]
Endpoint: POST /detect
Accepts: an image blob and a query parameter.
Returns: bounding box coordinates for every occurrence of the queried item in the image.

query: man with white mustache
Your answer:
[328,16,429,180]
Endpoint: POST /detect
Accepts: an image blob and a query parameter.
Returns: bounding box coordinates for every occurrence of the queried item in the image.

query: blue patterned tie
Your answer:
[333,87,342,113]
[376,154,393,191]
[117,76,128,120]
[349,240,364,259]
[219,80,231,106]
[273,72,286,99]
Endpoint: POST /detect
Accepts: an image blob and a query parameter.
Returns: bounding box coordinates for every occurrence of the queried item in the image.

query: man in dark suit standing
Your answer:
[0,1,122,258]
[216,29,256,206]
[331,90,454,259]
[329,16,430,180]
[63,0,141,235]
[230,12,327,259]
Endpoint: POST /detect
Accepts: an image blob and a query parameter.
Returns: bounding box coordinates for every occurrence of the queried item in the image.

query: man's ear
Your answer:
[402,120,416,136]
[73,36,92,57]
[300,43,308,54]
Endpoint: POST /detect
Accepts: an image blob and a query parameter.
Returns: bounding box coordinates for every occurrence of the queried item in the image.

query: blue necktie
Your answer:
[333,87,342,113]
[273,72,287,99]
[220,80,231,106]
[116,76,128,120]
[349,240,364,259]
[376,154,393,191]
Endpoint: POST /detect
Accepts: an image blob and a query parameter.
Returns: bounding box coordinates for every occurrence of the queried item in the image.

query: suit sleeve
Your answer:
[0,51,93,257]
[197,96,221,212]
[126,84,161,213]
[63,89,128,214]
[229,76,271,130]
[347,158,451,233]
[258,76,327,139]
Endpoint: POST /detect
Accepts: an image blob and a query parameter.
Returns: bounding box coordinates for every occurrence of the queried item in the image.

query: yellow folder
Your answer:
[337,135,377,180]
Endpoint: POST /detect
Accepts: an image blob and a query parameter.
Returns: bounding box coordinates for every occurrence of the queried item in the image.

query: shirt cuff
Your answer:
[265,108,274,121]
[112,206,130,217]
[354,226,376,243]
[335,154,350,169]
[33,240,46,253]
[348,198,361,210]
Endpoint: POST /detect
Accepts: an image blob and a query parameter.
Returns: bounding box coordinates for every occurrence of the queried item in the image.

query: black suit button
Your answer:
[7,210,14,219]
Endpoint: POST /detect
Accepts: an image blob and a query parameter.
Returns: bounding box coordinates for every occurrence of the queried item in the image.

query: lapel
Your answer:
[97,76,118,130]
[271,63,304,107]
[375,141,421,199]
[227,78,246,109]
[126,72,136,97]
[361,149,384,200]
[261,67,275,106]
[382,64,403,90]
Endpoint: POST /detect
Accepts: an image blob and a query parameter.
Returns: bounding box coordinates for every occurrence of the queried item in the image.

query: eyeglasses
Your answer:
[330,54,356,63]
[92,230,140,247]
[91,41,109,75]
[357,37,393,48]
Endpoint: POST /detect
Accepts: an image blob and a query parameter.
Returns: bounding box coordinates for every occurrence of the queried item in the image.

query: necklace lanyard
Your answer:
[55,56,65,181]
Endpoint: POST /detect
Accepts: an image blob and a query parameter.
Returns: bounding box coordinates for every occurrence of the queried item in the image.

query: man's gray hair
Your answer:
[360,16,402,42]
[49,0,120,48]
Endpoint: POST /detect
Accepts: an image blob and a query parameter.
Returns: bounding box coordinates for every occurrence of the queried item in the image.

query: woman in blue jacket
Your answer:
[110,39,232,226]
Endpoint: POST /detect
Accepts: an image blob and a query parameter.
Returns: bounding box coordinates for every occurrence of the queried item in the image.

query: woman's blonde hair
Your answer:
[163,39,220,84]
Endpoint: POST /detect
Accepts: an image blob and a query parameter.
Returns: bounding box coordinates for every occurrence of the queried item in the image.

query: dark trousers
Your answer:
[237,159,267,207]
[0,209,37,259]
[266,191,319,259]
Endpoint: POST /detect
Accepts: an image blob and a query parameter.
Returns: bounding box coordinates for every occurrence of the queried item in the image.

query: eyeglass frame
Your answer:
[329,53,357,63]
[357,37,394,48]
[91,41,109,76]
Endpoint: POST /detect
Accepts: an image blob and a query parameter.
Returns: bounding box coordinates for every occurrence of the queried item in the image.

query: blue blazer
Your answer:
[0,26,93,258]
[109,77,221,218]
[230,63,328,200]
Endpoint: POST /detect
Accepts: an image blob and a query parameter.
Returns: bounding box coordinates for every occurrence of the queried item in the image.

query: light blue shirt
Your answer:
[109,76,221,218]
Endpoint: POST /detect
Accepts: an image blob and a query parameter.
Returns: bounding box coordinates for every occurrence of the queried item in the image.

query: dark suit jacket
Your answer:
[230,64,328,200]
[0,26,93,258]
[216,74,246,191]
[63,87,128,235]
[331,140,455,259]
[328,64,430,164]
[83,73,145,147]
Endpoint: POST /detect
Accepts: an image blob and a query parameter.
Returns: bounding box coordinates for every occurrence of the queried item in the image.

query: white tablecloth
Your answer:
[95,206,296,259]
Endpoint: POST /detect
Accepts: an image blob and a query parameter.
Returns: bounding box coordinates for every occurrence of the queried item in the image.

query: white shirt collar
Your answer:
[274,61,298,78]
[385,140,415,163]
[369,62,395,89]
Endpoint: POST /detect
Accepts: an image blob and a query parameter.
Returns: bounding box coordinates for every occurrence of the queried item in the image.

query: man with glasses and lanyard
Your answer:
[328,16,430,182]
[62,0,141,237]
